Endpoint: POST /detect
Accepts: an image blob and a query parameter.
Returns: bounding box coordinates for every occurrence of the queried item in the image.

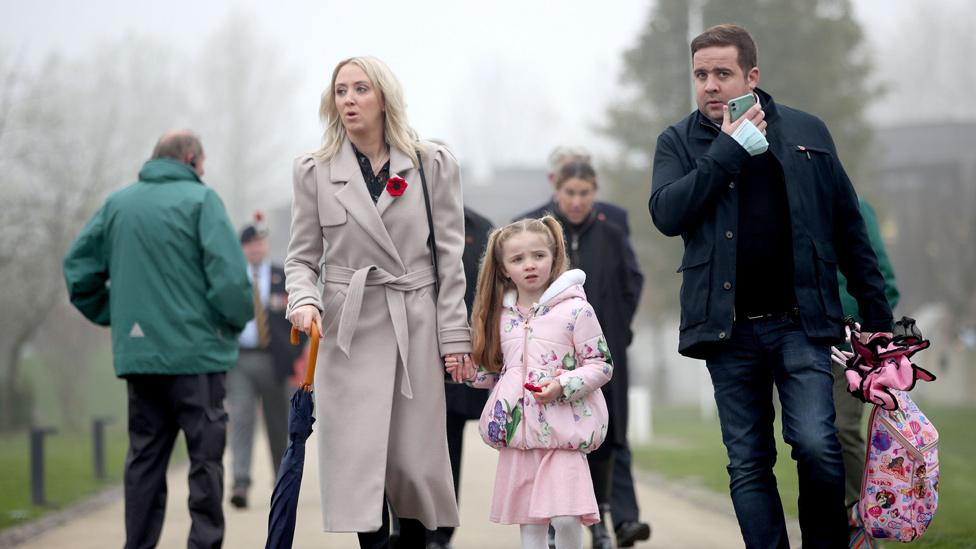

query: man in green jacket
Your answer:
[833,198,900,515]
[64,130,253,549]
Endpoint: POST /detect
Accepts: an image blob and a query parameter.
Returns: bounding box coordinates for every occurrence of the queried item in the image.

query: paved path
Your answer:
[17,422,765,548]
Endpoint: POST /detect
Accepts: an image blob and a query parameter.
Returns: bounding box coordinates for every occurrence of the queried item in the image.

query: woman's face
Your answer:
[334,63,384,136]
[555,177,596,224]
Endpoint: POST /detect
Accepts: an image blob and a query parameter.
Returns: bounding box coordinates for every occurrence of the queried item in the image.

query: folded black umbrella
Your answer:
[266,322,320,549]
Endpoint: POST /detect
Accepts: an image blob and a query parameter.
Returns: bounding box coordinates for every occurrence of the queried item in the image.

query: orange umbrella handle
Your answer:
[290,321,320,392]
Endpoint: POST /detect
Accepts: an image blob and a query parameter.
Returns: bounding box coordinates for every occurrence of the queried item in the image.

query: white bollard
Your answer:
[628,386,653,445]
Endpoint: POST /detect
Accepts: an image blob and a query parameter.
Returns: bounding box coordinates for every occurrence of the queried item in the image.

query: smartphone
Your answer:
[728,93,757,123]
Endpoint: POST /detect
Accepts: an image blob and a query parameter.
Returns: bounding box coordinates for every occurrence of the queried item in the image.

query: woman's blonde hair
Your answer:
[554,159,598,189]
[471,216,568,372]
[316,56,422,164]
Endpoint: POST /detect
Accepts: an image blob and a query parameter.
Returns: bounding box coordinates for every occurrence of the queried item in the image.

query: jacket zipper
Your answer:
[520,311,532,450]
[570,233,580,266]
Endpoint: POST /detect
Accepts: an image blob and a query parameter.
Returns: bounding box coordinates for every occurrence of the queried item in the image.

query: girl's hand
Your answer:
[288,304,322,338]
[459,354,476,381]
[533,378,562,405]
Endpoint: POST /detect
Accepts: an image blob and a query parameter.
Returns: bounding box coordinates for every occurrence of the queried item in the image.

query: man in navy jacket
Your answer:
[649,24,892,549]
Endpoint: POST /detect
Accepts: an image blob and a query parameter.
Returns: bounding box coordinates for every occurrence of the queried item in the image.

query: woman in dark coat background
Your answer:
[549,159,640,548]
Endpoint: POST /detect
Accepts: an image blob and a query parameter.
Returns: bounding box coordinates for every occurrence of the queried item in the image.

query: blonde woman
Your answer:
[285,56,471,546]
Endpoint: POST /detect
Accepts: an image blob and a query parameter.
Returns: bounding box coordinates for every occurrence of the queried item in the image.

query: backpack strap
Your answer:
[417,151,440,297]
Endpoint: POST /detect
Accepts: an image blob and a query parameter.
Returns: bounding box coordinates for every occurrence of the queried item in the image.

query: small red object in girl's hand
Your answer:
[524,383,543,393]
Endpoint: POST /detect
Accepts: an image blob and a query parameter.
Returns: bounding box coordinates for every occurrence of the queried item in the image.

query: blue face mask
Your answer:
[730,118,769,156]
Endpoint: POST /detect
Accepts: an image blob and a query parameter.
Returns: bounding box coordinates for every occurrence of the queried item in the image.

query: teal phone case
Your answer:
[728,93,757,122]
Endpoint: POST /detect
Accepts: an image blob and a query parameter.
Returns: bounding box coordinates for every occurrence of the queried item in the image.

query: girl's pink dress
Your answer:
[490,448,599,526]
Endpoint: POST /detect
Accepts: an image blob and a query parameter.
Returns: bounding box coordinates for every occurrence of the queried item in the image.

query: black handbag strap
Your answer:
[417,151,440,296]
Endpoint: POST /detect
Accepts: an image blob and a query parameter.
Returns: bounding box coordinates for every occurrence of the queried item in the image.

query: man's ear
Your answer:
[747,66,760,90]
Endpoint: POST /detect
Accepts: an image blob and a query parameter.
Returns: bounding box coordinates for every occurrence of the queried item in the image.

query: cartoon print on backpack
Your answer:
[880,455,910,483]
[890,408,907,424]
[913,464,927,498]
[871,429,892,451]
[875,490,896,509]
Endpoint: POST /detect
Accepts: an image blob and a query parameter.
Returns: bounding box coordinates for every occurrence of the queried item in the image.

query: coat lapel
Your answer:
[331,140,403,268]
[377,146,416,218]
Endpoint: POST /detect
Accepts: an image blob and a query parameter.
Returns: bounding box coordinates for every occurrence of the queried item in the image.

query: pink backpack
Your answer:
[858,389,939,542]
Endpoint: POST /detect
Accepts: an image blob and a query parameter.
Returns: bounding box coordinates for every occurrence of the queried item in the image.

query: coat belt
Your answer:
[322,265,437,399]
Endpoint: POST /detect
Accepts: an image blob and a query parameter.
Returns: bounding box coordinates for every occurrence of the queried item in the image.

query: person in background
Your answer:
[228,211,302,509]
[832,198,900,525]
[426,206,494,549]
[515,146,650,547]
[64,130,253,548]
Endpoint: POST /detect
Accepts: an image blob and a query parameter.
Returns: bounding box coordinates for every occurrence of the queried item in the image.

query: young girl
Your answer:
[446,216,612,549]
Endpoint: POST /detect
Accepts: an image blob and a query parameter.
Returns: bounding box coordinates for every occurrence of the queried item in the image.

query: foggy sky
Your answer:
[2,0,973,175]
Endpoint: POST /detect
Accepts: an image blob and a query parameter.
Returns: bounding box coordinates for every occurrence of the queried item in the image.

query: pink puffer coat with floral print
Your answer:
[468,269,611,453]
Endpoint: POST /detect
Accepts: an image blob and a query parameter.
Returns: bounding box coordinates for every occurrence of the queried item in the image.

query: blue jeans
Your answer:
[704,315,847,549]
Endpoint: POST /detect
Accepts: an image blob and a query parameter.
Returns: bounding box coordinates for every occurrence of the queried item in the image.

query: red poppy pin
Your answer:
[386,176,408,197]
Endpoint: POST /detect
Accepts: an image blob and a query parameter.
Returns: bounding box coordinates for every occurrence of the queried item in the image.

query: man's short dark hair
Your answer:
[691,24,758,73]
[151,131,203,164]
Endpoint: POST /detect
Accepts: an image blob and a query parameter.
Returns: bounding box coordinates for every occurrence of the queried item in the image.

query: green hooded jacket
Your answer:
[63,158,253,377]
[838,199,900,321]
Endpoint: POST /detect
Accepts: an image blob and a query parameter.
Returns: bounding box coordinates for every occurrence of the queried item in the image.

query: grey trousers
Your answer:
[227,350,289,489]
[832,360,867,507]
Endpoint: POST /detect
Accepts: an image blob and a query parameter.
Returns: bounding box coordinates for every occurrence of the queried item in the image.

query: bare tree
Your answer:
[0,15,304,430]
[193,13,301,225]
[0,38,189,430]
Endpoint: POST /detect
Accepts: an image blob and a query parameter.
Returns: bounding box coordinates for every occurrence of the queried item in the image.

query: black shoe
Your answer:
[590,522,614,549]
[426,542,453,549]
[614,521,651,547]
[229,486,248,509]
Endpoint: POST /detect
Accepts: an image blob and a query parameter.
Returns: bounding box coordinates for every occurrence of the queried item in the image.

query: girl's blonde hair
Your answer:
[316,56,423,165]
[471,216,568,372]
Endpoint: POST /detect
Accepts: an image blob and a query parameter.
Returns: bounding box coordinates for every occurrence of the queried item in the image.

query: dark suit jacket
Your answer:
[444,207,493,419]
[267,264,303,378]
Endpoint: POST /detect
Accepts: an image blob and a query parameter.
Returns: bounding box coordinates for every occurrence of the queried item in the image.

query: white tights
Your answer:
[519,516,583,549]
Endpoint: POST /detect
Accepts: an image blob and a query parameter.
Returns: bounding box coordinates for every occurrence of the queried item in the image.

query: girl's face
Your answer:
[555,177,596,224]
[500,231,554,299]
[334,63,384,136]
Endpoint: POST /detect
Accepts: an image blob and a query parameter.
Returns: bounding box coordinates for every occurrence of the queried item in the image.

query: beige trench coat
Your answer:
[285,139,471,532]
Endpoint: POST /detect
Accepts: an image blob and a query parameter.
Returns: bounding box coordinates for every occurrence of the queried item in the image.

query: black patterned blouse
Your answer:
[353,146,391,204]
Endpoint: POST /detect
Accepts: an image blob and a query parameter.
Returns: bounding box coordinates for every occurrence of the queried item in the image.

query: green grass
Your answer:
[635,403,976,549]
[0,426,128,530]
[0,348,187,533]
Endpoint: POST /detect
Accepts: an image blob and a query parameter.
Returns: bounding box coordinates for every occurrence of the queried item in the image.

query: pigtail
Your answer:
[471,227,510,373]
[539,215,569,284]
